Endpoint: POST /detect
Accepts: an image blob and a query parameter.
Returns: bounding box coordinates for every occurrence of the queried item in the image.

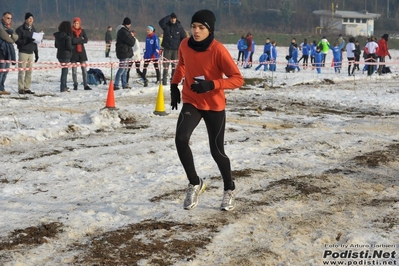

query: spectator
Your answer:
[53,21,73,92]
[236,35,246,66]
[291,43,300,72]
[262,38,272,70]
[328,40,345,73]
[126,30,146,86]
[254,53,268,71]
[15,12,38,94]
[243,32,252,68]
[142,25,160,87]
[346,37,356,76]
[353,40,361,72]
[249,37,255,67]
[298,38,311,69]
[114,17,135,90]
[313,45,323,74]
[364,36,379,76]
[105,26,112,58]
[158,13,185,85]
[0,12,18,95]
[288,37,296,58]
[263,38,272,70]
[376,34,391,75]
[310,40,317,68]
[170,9,244,211]
[71,17,91,90]
[317,36,330,67]
[269,40,277,71]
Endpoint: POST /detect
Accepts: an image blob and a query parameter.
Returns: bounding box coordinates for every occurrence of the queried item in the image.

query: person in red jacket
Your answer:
[376,33,391,75]
[170,9,244,211]
[243,32,253,68]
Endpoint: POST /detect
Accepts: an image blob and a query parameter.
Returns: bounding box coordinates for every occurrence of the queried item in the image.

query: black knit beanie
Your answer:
[191,9,216,34]
[122,17,131,25]
[25,12,34,20]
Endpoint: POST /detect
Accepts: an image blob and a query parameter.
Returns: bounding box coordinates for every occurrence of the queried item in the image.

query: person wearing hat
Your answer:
[15,12,39,94]
[114,17,135,90]
[0,11,18,95]
[142,25,160,87]
[158,12,186,85]
[170,9,244,211]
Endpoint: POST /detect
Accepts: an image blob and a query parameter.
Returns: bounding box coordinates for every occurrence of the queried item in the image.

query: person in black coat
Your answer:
[0,12,18,95]
[114,17,135,90]
[54,21,73,92]
[158,13,185,85]
[71,17,91,90]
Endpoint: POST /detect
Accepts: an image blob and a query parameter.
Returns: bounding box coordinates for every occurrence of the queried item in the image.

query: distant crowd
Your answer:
[235,32,392,76]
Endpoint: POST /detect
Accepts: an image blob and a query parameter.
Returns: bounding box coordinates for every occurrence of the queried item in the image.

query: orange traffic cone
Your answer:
[105,80,116,109]
[153,83,168,116]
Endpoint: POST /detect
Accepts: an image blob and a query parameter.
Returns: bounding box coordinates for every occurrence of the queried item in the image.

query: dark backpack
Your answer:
[237,39,247,51]
[87,68,107,85]
[381,66,391,74]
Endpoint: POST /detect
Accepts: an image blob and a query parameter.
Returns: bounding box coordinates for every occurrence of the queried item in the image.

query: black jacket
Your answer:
[105,30,112,44]
[71,29,88,62]
[53,31,73,60]
[158,15,185,50]
[115,26,135,59]
[15,23,38,56]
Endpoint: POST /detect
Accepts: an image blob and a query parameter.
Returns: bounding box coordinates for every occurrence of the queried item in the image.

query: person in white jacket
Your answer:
[345,37,356,76]
[126,30,146,87]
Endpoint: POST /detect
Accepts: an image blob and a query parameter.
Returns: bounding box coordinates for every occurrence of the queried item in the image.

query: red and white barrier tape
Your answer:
[1,57,397,73]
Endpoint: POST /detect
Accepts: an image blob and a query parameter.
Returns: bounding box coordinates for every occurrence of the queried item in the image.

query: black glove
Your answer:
[190,78,214,94]
[170,84,181,110]
[35,55,39,63]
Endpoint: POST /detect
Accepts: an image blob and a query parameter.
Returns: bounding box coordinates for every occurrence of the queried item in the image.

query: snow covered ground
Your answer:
[0,40,398,265]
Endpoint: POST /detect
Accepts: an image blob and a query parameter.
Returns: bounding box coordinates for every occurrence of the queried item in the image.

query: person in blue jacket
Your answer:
[262,38,272,71]
[328,40,345,73]
[269,40,277,71]
[298,38,311,69]
[310,40,317,68]
[291,43,300,72]
[314,45,323,74]
[142,25,160,87]
[236,35,246,66]
[255,53,268,71]
[249,38,255,67]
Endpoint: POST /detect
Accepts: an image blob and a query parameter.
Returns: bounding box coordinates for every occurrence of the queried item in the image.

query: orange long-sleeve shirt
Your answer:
[172,38,244,111]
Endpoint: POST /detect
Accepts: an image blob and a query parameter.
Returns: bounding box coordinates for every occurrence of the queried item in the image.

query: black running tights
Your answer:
[175,103,234,191]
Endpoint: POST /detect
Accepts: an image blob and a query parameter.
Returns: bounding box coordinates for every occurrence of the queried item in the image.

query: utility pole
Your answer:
[387,0,389,18]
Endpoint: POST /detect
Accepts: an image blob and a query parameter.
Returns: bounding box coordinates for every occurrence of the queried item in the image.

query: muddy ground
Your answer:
[0,78,398,265]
